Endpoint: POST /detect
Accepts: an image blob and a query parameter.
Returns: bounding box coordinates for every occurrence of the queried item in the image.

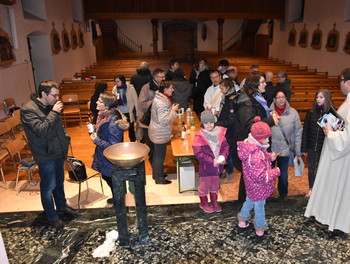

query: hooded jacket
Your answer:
[192,126,229,177]
[92,109,129,177]
[20,94,70,164]
[149,91,177,144]
[237,140,280,201]
[130,68,151,96]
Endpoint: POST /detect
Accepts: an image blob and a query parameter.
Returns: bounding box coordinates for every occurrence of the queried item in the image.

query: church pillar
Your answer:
[151,19,159,58]
[217,18,225,55]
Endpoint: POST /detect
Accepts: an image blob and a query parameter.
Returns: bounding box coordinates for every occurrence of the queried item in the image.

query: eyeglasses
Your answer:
[275,96,286,99]
[48,93,60,98]
[340,78,349,82]
[260,81,266,83]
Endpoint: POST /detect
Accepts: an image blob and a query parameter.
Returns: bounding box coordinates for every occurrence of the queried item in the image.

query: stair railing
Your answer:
[222,25,243,51]
[116,24,142,52]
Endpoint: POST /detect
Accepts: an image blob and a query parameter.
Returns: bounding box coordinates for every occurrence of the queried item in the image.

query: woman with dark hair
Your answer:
[90,81,107,124]
[149,81,179,184]
[112,75,139,142]
[172,68,191,109]
[270,88,302,199]
[91,92,129,203]
[301,89,333,197]
[232,72,279,201]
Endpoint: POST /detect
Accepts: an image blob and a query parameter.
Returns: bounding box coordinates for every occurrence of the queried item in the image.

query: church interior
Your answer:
[0,0,349,263]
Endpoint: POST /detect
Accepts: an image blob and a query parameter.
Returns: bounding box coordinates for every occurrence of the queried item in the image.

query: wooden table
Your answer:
[171,112,200,193]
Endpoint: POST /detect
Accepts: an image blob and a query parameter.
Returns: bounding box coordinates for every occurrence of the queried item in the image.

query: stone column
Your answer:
[151,19,159,58]
[217,18,225,55]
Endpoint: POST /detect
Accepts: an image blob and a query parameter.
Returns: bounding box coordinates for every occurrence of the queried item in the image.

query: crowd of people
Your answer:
[20,59,350,241]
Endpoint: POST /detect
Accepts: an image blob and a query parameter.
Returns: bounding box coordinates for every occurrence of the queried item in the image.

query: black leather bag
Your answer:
[139,104,152,126]
[67,156,87,181]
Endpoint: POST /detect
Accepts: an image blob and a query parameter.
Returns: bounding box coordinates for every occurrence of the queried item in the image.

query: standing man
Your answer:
[138,68,166,164]
[21,80,78,229]
[218,59,229,76]
[263,71,276,107]
[223,66,240,93]
[130,61,152,96]
[305,68,350,235]
[203,70,222,116]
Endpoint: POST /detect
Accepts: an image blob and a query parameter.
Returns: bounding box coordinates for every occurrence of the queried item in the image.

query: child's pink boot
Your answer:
[199,196,214,213]
[209,192,222,212]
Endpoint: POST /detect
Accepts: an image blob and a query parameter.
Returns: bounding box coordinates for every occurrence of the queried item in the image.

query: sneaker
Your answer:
[49,218,65,229]
[237,221,250,233]
[315,220,328,229]
[305,188,312,197]
[255,230,265,243]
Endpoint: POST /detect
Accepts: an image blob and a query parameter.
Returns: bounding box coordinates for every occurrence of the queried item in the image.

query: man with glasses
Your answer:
[21,80,78,229]
[275,70,292,102]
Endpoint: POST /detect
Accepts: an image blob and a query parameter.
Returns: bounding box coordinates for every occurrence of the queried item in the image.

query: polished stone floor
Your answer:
[1,196,349,264]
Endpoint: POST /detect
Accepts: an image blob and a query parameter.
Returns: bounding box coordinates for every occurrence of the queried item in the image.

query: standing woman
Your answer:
[112,75,139,142]
[149,81,179,184]
[270,89,302,199]
[232,72,279,201]
[301,89,333,197]
[91,93,129,203]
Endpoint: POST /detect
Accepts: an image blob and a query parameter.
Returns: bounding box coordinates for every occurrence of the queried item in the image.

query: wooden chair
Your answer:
[0,121,12,144]
[61,93,82,127]
[1,138,38,194]
[64,157,104,209]
[0,146,9,189]
[3,97,20,116]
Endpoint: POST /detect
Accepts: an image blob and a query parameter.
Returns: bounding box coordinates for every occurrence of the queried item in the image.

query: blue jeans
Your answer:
[276,156,290,197]
[38,160,67,221]
[238,197,266,230]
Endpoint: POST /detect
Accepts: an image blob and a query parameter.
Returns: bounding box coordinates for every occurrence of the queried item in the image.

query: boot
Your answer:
[209,192,222,212]
[199,196,214,213]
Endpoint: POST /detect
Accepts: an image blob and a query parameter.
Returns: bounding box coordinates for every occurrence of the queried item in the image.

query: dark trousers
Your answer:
[152,143,167,181]
[123,113,136,142]
[232,140,246,202]
[306,148,320,189]
[102,175,113,195]
[142,128,154,164]
[38,160,67,221]
[276,156,290,196]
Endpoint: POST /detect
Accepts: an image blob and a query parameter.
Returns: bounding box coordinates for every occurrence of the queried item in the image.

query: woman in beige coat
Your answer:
[149,81,179,184]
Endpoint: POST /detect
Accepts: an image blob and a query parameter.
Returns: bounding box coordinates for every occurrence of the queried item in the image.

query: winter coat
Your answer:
[216,91,237,145]
[149,91,177,144]
[172,78,192,109]
[190,69,211,115]
[270,102,302,157]
[262,81,276,107]
[20,94,70,164]
[112,83,139,122]
[192,126,229,177]
[301,109,326,153]
[130,68,152,96]
[92,110,129,177]
[275,79,292,102]
[237,140,280,201]
[138,81,158,129]
[233,92,275,142]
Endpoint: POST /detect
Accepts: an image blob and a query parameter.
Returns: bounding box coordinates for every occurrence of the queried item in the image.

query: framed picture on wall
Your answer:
[0,27,16,67]
[50,22,61,54]
[61,23,70,52]
[343,32,350,54]
[311,24,322,50]
[288,25,296,46]
[325,23,339,52]
[71,23,78,49]
[298,24,308,48]
[78,24,85,48]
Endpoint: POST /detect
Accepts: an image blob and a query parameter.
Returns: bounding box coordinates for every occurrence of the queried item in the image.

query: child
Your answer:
[237,116,280,241]
[301,89,333,197]
[192,110,229,213]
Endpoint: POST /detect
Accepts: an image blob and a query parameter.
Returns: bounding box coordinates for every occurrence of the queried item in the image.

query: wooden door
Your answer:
[255,34,269,58]
[164,23,194,60]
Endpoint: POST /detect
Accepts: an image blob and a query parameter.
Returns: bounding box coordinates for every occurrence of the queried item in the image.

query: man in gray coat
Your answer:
[21,80,78,229]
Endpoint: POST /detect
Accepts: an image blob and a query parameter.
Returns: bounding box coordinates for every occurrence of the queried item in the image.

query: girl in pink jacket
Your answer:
[193,110,229,213]
[237,116,280,242]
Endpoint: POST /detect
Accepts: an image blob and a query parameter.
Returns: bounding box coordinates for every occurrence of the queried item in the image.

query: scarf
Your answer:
[254,93,270,117]
[202,126,220,159]
[95,108,115,132]
[117,83,127,106]
[161,92,173,103]
[275,103,286,116]
[247,133,270,149]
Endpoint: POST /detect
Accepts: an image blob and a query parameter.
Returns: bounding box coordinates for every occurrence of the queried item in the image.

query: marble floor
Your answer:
[0,126,349,263]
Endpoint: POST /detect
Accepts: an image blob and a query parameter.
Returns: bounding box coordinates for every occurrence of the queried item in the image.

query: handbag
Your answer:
[67,156,87,181]
[293,156,304,177]
[139,103,152,126]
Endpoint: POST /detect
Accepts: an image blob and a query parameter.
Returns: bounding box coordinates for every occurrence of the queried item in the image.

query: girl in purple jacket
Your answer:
[237,116,280,241]
[192,110,229,213]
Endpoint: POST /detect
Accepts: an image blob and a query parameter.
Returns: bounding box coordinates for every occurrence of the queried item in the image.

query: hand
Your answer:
[271,113,280,126]
[302,152,308,157]
[90,132,97,141]
[172,103,179,112]
[323,123,330,136]
[271,152,280,161]
[53,101,63,113]
[217,155,226,164]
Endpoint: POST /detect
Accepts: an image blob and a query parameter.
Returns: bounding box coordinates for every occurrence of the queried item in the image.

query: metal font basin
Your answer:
[103,142,150,168]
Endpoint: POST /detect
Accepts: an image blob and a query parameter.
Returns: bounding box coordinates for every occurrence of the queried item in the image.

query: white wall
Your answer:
[269,0,350,75]
[0,0,96,111]
[116,19,243,52]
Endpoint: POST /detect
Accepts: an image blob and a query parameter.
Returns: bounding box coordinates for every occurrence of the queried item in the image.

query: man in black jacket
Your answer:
[130,61,152,96]
[21,80,78,229]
